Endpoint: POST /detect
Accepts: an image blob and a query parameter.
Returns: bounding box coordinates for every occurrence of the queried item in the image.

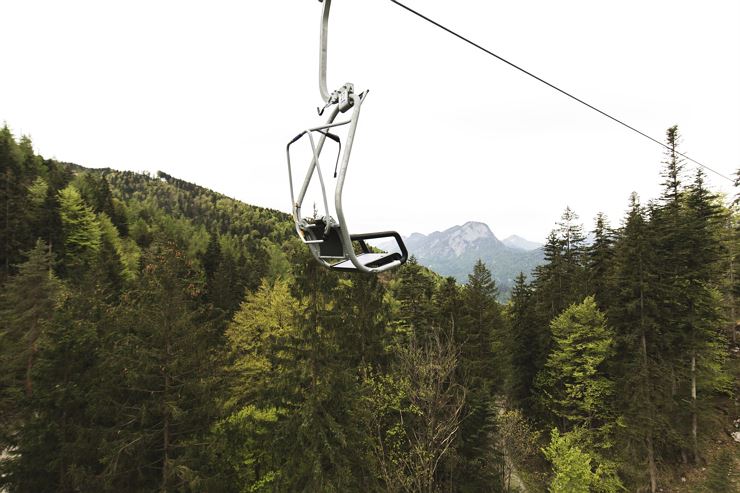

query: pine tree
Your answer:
[531,208,589,376]
[682,169,730,463]
[393,256,437,337]
[219,278,302,490]
[543,428,622,493]
[0,240,61,442]
[456,260,504,491]
[701,450,736,493]
[100,241,222,491]
[537,296,617,441]
[434,276,462,335]
[504,272,543,411]
[610,192,662,492]
[58,185,101,278]
[225,245,368,491]
[1,241,138,492]
[333,273,390,367]
[281,248,366,491]
[0,126,28,280]
[587,212,615,309]
[648,128,730,465]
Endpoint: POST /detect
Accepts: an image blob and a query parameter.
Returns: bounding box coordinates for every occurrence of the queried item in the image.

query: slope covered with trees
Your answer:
[0,124,737,492]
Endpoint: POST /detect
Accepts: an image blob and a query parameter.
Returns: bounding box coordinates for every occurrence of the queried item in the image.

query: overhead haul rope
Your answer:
[389,0,735,183]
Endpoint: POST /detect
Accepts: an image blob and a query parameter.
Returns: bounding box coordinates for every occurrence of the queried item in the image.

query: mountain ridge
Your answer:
[379,221,544,298]
[502,234,543,251]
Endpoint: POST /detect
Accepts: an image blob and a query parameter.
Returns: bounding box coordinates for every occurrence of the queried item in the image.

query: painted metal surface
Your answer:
[285,0,407,273]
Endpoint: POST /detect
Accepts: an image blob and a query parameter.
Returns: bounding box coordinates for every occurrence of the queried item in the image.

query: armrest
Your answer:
[350,231,408,266]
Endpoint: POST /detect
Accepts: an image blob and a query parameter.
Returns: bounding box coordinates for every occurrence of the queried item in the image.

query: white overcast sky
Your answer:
[1,0,738,242]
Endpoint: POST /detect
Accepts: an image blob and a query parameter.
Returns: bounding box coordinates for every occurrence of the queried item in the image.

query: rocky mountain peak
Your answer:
[502,234,543,251]
[440,221,499,257]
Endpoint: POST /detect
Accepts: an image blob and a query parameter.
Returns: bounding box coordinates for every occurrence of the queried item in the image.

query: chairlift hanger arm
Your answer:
[319,0,332,103]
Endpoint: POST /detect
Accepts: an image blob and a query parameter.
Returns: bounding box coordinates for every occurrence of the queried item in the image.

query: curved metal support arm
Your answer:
[319,0,332,103]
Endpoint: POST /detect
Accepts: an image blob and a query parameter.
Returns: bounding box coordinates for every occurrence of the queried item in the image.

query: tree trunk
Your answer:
[641,332,658,493]
[4,168,10,276]
[730,253,736,344]
[25,337,36,397]
[691,352,698,463]
[162,330,171,492]
[640,261,657,492]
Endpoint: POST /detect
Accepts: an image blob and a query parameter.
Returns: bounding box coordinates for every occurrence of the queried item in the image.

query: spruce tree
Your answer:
[536,296,617,441]
[0,240,61,446]
[682,169,730,463]
[504,272,542,411]
[610,192,662,492]
[456,260,504,491]
[587,212,615,309]
[531,208,588,360]
[393,256,437,338]
[58,185,101,279]
[0,126,28,279]
[434,276,462,335]
[649,127,730,465]
[219,278,303,490]
[100,241,221,491]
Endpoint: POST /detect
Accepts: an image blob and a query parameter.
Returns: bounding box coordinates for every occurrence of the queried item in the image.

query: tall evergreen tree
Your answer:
[532,208,588,346]
[393,256,437,339]
[610,192,662,492]
[0,240,62,447]
[219,278,303,491]
[455,260,504,491]
[434,276,463,336]
[100,241,222,491]
[682,169,730,463]
[58,185,101,279]
[587,212,615,309]
[504,272,542,411]
[3,254,120,492]
[536,296,617,441]
[0,126,28,280]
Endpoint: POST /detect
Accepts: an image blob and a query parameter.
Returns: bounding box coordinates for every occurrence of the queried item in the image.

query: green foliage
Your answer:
[543,428,593,493]
[0,240,62,443]
[0,123,735,493]
[455,260,506,490]
[361,330,466,493]
[701,450,737,493]
[497,409,548,491]
[393,256,437,336]
[58,184,101,276]
[537,296,616,440]
[534,207,588,322]
[99,242,222,492]
[543,429,622,493]
[504,272,542,411]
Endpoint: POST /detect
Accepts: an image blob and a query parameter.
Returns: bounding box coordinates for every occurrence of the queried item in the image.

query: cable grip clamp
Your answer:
[317,83,355,115]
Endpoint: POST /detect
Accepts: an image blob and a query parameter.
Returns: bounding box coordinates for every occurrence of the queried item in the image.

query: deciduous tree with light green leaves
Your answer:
[543,428,622,493]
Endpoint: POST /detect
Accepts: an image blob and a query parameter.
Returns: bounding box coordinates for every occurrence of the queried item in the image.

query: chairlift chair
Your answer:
[286,0,408,273]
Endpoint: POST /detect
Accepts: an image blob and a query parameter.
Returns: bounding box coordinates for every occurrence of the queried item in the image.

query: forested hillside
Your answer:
[0,124,737,492]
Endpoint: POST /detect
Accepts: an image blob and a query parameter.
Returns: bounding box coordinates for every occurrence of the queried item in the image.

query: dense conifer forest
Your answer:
[0,123,737,492]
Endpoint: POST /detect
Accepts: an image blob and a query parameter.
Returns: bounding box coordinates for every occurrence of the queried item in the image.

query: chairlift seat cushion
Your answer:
[330,252,402,271]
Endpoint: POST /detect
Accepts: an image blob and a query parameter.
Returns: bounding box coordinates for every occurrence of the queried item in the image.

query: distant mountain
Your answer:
[378,221,544,299]
[502,234,542,251]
